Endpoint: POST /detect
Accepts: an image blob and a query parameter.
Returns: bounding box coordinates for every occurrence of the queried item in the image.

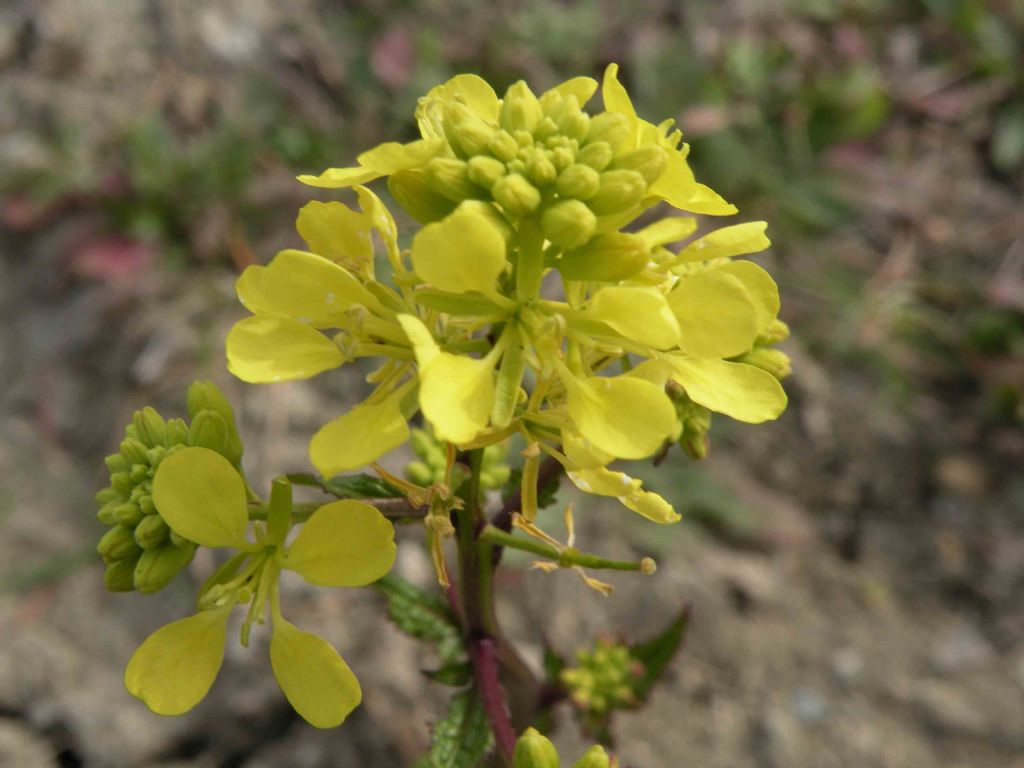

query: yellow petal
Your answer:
[568,467,680,524]
[309,392,411,477]
[636,216,698,249]
[235,249,375,328]
[441,74,501,121]
[669,270,760,358]
[622,487,679,524]
[564,374,677,460]
[649,157,738,215]
[297,165,380,189]
[675,221,770,263]
[227,316,344,383]
[296,202,374,273]
[411,205,506,294]
[589,286,680,350]
[152,447,249,548]
[399,315,495,444]
[545,76,599,108]
[562,431,614,470]
[712,260,780,332]
[284,500,397,587]
[667,356,787,423]
[354,185,399,254]
[296,138,446,188]
[602,63,638,124]
[271,617,361,728]
[124,608,230,716]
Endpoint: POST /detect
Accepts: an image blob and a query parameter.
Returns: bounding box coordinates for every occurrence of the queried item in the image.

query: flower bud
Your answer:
[188,410,231,456]
[165,418,188,447]
[110,472,134,496]
[97,502,119,526]
[756,319,790,345]
[187,380,235,426]
[550,96,590,142]
[169,530,188,548]
[115,502,144,526]
[104,556,139,592]
[104,453,127,473]
[572,746,610,768]
[586,170,646,216]
[405,460,434,487]
[492,174,541,217]
[444,101,495,157]
[133,542,196,594]
[98,524,140,560]
[555,164,600,201]
[576,141,613,171]
[525,151,558,187]
[734,347,792,380]
[467,155,507,189]
[425,157,481,202]
[612,145,668,185]
[533,116,559,142]
[139,494,157,516]
[133,407,167,447]
[514,728,560,768]
[551,146,574,172]
[388,169,457,224]
[488,130,520,162]
[501,81,543,134]
[134,513,170,549]
[585,112,631,153]
[541,200,597,249]
[119,438,150,467]
[556,232,648,282]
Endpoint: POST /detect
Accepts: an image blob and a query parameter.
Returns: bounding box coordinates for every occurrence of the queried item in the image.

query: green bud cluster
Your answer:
[669,387,713,461]
[404,428,510,490]
[560,638,640,717]
[95,381,244,593]
[420,81,667,251]
[513,728,615,768]
[731,319,792,381]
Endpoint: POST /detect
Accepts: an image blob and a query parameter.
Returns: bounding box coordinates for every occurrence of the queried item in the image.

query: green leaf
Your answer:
[375,574,463,664]
[430,689,493,768]
[424,660,473,687]
[286,472,402,499]
[629,604,692,701]
[542,645,567,686]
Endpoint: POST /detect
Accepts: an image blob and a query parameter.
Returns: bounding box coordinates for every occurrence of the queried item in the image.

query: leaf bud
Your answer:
[556,232,648,282]
[500,81,543,134]
[425,157,481,202]
[585,112,631,153]
[514,728,560,768]
[133,542,196,594]
[492,174,541,217]
[612,145,668,185]
[488,130,520,162]
[586,170,647,216]
[541,200,597,249]
[104,556,139,592]
[134,513,170,549]
[555,164,601,201]
[572,746,611,768]
[98,524,140,560]
[467,155,507,190]
[576,141,613,171]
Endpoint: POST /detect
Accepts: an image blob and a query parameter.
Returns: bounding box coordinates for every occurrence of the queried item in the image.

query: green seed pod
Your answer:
[492,174,541,217]
[541,200,597,249]
[525,151,557,187]
[576,141,613,171]
[514,728,560,768]
[424,157,481,202]
[444,101,495,157]
[467,155,507,189]
[488,130,520,163]
[187,410,231,455]
[97,524,138,559]
[612,145,668,185]
[500,81,543,134]
[555,164,601,200]
[134,542,196,594]
[104,453,128,474]
[104,556,139,592]
[586,170,647,216]
[569,749,606,768]
[734,347,792,380]
[115,501,144,526]
[133,407,167,447]
[134,513,170,549]
[585,112,632,153]
[556,232,648,282]
[165,418,189,447]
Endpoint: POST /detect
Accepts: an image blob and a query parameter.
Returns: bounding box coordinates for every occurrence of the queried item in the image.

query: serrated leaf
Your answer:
[430,689,493,768]
[629,604,692,701]
[286,472,402,499]
[375,574,464,664]
[424,660,473,687]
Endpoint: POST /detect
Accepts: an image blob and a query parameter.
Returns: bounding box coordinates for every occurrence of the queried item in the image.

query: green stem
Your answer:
[515,218,545,302]
[478,525,656,573]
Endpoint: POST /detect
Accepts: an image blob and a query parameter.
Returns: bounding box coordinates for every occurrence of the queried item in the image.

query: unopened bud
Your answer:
[514,728,560,768]
[444,101,495,157]
[165,418,188,447]
[572,746,610,768]
[501,81,543,134]
[533,116,559,141]
[756,319,790,345]
[97,502,119,526]
[187,380,235,426]
[525,151,558,187]
[134,513,170,549]
[555,164,601,200]
[488,130,520,162]
[425,157,480,202]
[188,410,231,456]
[104,556,139,592]
[133,407,167,447]
[110,472,133,496]
[551,146,574,172]
[467,155,507,189]
[587,170,646,216]
[388,169,457,225]
[405,460,434,486]
[550,96,590,142]
[134,541,196,594]
[576,141,613,171]
[556,232,648,282]
[169,530,188,548]
[119,438,150,467]
[139,494,157,516]
[115,502,144,526]
[612,145,668,185]
[735,347,792,380]
[492,174,541,217]
[541,200,597,249]
[585,112,631,153]
[104,453,128,474]
[98,524,140,560]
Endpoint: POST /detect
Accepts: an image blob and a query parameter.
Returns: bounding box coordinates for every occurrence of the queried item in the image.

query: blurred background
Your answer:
[1,1,1023,766]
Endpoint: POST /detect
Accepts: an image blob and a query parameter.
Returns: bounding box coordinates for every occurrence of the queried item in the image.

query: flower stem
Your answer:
[479,525,656,573]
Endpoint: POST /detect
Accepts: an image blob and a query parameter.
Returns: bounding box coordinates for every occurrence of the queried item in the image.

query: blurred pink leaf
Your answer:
[371,25,414,90]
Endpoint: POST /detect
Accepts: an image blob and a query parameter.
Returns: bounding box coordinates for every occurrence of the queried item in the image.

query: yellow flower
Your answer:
[126,447,396,727]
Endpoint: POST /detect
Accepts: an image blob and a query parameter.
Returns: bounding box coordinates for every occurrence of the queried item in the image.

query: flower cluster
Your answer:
[226,64,789,533]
